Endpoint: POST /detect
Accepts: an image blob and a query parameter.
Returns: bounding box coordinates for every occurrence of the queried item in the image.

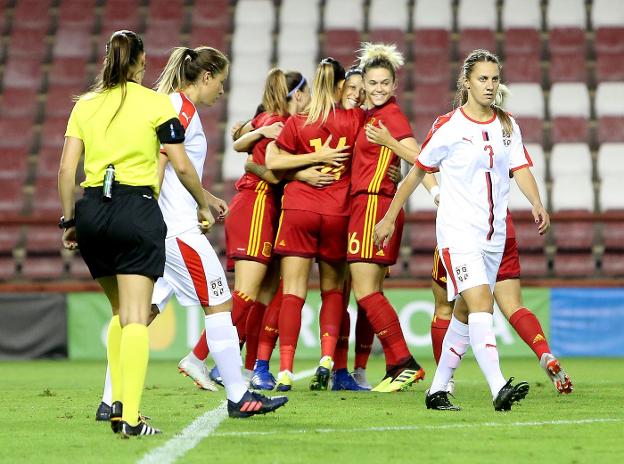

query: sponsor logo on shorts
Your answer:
[209,278,224,297]
[278,239,286,247]
[261,242,272,257]
[455,265,469,282]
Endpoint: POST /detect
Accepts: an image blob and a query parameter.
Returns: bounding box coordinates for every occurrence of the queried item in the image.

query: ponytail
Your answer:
[306,57,345,125]
[454,48,513,137]
[86,30,144,128]
[261,68,289,116]
[156,46,229,94]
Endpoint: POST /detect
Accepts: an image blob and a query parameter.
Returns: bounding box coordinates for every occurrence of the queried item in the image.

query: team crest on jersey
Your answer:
[366,117,376,126]
[455,265,469,282]
[261,242,272,257]
[209,278,224,297]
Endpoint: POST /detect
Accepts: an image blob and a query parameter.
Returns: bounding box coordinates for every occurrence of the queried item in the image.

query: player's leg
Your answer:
[252,275,283,390]
[275,255,312,390]
[245,262,279,377]
[351,262,424,392]
[495,278,573,394]
[309,259,346,390]
[273,209,319,390]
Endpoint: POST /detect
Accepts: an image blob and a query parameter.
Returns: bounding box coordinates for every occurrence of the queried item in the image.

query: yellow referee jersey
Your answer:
[65,82,177,195]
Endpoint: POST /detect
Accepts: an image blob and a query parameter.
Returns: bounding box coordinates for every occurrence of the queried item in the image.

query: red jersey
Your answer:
[275,107,365,216]
[235,112,289,193]
[351,98,413,197]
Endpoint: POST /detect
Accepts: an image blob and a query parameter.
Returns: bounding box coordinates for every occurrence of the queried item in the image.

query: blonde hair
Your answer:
[156,46,229,94]
[357,42,404,81]
[306,57,345,125]
[454,49,513,137]
[261,68,289,116]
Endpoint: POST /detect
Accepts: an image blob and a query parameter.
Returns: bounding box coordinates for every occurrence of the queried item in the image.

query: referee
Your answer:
[57,30,212,437]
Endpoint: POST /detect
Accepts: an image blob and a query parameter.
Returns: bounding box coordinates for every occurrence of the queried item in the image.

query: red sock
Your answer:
[358,292,411,367]
[509,307,551,359]
[256,284,282,362]
[231,290,255,344]
[244,302,266,370]
[192,329,209,360]
[333,307,350,370]
[354,303,374,369]
[431,316,451,365]
[319,289,343,359]
[278,293,305,372]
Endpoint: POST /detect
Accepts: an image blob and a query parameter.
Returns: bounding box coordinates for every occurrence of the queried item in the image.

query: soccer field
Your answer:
[1,357,622,464]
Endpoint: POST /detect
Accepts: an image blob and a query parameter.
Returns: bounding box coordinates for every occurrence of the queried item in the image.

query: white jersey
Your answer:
[159,92,206,238]
[417,108,531,252]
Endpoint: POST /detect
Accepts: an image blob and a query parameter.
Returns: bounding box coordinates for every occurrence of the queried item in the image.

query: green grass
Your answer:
[0,357,622,464]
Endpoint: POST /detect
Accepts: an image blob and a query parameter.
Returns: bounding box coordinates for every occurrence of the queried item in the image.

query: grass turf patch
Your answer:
[0,357,622,464]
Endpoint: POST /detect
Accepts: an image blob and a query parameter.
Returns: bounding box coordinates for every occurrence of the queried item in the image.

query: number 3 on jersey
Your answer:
[310,137,348,180]
[484,144,494,168]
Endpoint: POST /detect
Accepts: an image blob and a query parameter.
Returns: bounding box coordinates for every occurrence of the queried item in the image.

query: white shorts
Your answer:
[439,248,503,301]
[152,229,231,311]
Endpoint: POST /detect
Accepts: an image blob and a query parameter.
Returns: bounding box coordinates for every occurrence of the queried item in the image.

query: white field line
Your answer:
[210,418,622,437]
[137,367,317,464]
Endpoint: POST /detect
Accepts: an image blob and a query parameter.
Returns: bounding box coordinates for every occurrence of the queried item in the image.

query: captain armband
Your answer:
[157,118,185,144]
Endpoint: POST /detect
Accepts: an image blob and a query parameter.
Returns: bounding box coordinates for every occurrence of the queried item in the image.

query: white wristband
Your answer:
[429,185,440,199]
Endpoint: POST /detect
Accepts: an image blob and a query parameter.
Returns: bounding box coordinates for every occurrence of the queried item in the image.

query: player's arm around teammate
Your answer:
[59,31,211,437]
[346,43,425,392]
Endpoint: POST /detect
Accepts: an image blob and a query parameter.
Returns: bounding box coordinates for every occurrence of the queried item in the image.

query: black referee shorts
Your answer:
[75,184,167,280]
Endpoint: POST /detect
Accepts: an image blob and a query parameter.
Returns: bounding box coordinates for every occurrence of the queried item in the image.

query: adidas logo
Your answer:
[278,240,286,246]
[321,332,330,338]
[533,334,546,344]
[375,249,385,256]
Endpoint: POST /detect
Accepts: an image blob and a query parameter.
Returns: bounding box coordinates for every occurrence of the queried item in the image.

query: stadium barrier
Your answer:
[3,288,622,360]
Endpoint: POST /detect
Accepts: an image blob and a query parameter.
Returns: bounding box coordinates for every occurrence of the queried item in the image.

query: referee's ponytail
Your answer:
[87,30,144,128]
[306,57,345,126]
[156,46,229,94]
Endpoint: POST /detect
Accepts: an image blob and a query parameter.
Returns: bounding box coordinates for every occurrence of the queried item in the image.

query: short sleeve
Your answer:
[152,92,178,129]
[381,109,412,141]
[275,116,300,153]
[416,118,450,172]
[509,119,532,172]
[65,102,83,139]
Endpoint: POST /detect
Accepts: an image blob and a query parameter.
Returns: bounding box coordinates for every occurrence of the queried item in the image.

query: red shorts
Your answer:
[431,237,521,289]
[225,188,279,271]
[347,194,404,265]
[274,209,349,262]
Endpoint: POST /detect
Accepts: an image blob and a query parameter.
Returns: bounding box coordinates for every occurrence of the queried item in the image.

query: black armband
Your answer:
[157,118,185,144]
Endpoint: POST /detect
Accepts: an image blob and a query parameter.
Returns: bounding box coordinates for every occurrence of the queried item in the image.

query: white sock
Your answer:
[101,364,112,406]
[468,312,506,397]
[204,312,247,402]
[186,350,204,365]
[430,316,469,394]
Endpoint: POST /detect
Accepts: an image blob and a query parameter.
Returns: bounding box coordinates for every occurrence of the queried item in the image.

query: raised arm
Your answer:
[233,121,284,153]
[365,121,420,163]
